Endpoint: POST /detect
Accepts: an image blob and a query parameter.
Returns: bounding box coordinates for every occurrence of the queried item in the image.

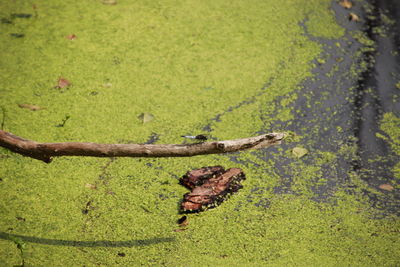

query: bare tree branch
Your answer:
[0,130,285,163]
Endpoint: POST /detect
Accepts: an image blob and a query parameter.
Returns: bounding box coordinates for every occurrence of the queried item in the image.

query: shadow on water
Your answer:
[0,232,175,248]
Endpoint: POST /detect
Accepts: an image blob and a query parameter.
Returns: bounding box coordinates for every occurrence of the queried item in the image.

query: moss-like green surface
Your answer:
[378,112,400,182]
[379,113,400,155]
[1,0,399,266]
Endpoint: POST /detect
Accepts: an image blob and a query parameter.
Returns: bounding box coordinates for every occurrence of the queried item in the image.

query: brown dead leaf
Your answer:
[349,12,360,22]
[66,34,77,40]
[55,77,71,89]
[180,168,245,212]
[18,103,43,111]
[339,0,352,9]
[379,184,394,191]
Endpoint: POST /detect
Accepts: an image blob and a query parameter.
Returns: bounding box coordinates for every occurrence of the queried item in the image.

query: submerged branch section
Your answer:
[0,130,285,163]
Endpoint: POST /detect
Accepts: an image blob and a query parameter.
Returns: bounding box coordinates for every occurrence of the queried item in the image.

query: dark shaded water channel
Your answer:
[268,0,400,215]
[353,0,400,213]
[224,0,400,216]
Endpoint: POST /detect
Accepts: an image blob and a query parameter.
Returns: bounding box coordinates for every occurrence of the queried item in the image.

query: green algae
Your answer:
[379,113,400,155]
[304,1,345,39]
[378,112,400,182]
[1,0,399,266]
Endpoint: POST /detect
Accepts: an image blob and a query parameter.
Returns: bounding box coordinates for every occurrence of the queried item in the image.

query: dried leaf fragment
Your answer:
[66,34,77,40]
[349,12,360,22]
[138,113,154,124]
[181,167,245,212]
[180,166,225,189]
[18,103,43,111]
[55,78,71,89]
[292,147,308,158]
[379,184,394,191]
[339,0,352,9]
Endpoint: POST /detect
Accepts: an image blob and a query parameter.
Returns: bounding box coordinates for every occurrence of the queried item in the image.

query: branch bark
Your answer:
[0,130,285,163]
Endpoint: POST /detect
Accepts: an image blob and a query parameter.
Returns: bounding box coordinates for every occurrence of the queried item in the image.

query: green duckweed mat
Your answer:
[1,0,399,266]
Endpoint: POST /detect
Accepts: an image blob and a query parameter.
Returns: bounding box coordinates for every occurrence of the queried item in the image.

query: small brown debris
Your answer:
[181,168,245,212]
[18,103,43,111]
[177,216,188,227]
[66,34,77,40]
[180,166,225,189]
[349,12,360,22]
[55,77,71,89]
[339,0,352,9]
[16,216,26,221]
[379,184,394,191]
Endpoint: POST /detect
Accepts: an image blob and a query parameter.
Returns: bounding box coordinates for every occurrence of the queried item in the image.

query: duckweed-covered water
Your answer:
[0,0,399,266]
